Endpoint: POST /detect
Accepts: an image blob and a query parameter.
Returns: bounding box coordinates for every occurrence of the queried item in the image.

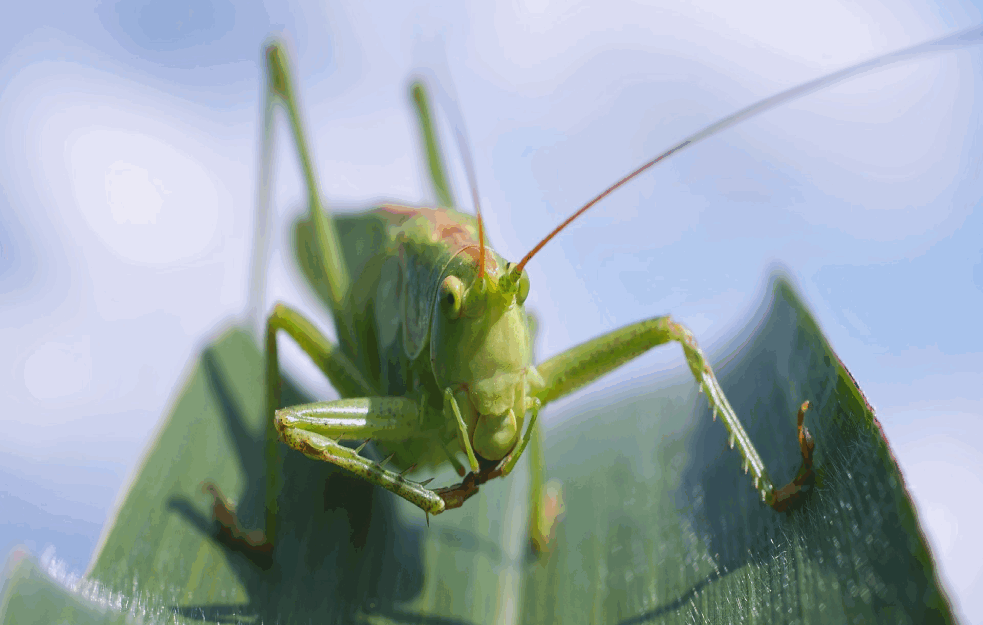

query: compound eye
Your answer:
[440,275,465,319]
[517,269,530,305]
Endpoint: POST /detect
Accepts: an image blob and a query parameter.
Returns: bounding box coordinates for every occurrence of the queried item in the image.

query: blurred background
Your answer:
[1,0,981,621]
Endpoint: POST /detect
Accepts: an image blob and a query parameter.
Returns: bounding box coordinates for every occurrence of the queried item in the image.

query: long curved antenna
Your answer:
[514,24,983,275]
[411,32,488,283]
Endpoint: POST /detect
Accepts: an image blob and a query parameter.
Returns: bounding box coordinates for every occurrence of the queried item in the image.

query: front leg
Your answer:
[278,392,544,517]
[207,302,378,554]
[273,397,446,515]
[209,394,454,561]
[532,315,815,510]
[276,396,550,517]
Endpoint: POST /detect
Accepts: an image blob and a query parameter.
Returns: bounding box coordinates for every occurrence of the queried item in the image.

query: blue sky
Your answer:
[2,0,982,620]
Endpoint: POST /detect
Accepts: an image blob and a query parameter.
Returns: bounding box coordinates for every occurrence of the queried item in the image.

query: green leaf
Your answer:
[0,548,128,625]
[523,275,953,623]
[0,277,954,624]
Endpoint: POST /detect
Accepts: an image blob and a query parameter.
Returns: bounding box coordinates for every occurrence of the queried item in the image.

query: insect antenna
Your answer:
[514,23,983,277]
[411,40,488,285]
[454,127,487,284]
[514,147,684,276]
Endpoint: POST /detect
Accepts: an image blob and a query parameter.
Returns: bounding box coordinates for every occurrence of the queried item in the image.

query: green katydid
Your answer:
[207,39,828,557]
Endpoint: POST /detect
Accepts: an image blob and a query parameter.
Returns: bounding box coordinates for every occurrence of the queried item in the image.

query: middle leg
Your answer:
[531,315,814,510]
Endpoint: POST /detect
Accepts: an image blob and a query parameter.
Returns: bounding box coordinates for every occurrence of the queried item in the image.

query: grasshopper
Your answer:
[208,39,820,556]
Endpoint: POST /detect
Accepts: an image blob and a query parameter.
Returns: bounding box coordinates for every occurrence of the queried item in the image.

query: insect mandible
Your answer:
[206,39,821,556]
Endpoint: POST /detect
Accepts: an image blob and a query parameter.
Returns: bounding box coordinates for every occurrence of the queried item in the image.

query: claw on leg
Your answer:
[767,400,816,512]
[434,462,500,511]
[203,482,273,561]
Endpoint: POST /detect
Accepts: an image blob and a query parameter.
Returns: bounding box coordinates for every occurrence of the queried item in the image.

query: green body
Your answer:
[206,40,816,554]
[295,205,535,469]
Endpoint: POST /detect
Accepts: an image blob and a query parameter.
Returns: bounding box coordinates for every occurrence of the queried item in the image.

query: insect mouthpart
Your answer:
[473,409,519,461]
[449,371,526,462]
